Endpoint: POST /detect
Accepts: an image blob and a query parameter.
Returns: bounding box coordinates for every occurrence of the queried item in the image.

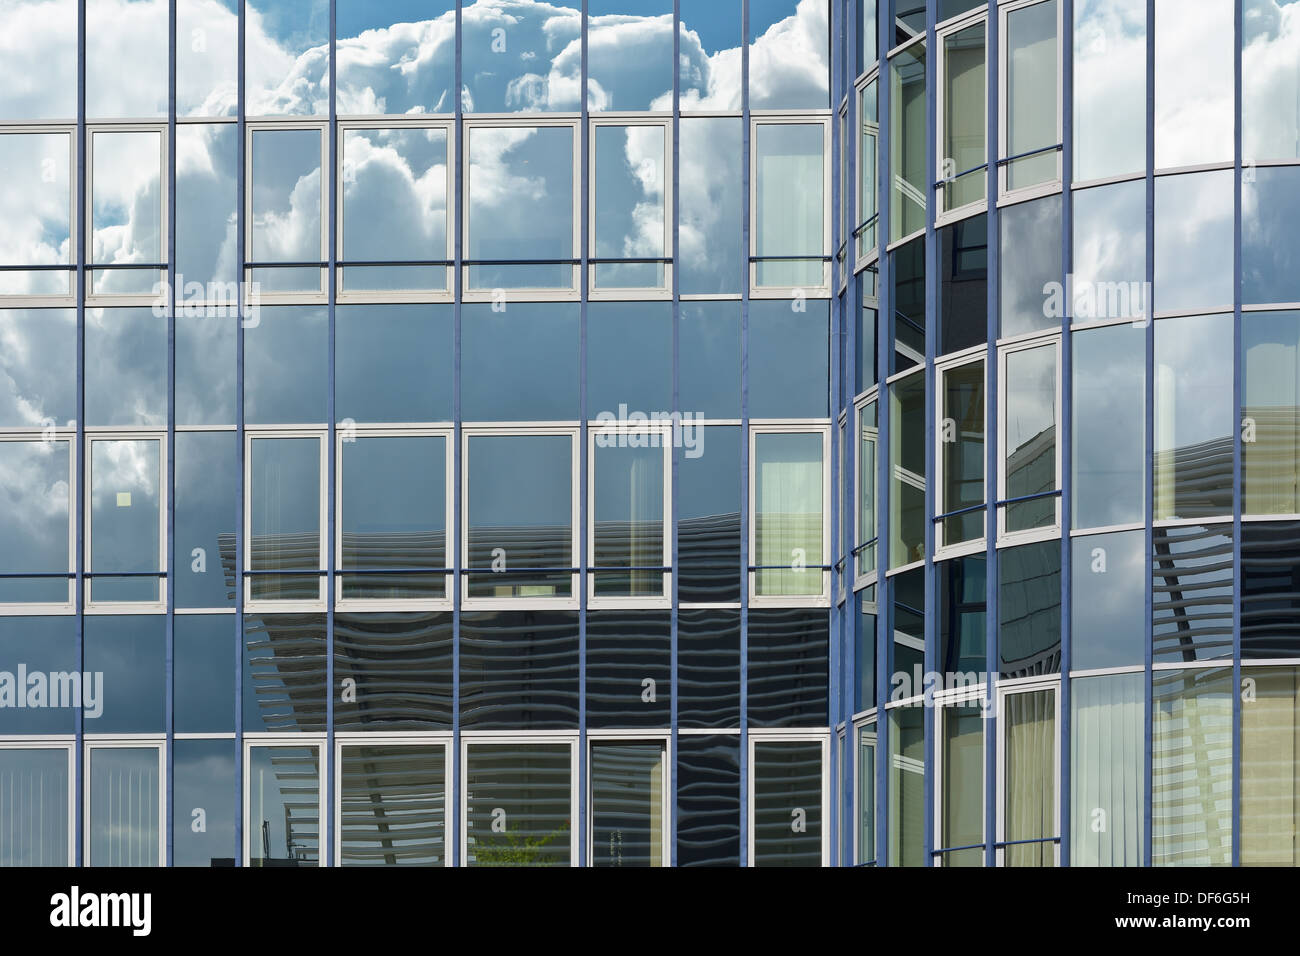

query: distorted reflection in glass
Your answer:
[465,743,572,866]
[0,440,71,604]
[1072,179,1146,322]
[1154,171,1233,314]
[1244,311,1300,515]
[90,131,163,296]
[88,746,160,867]
[177,0,238,117]
[1154,313,1234,520]
[1243,0,1300,162]
[593,124,667,290]
[342,127,449,292]
[1152,524,1234,662]
[590,741,667,866]
[754,123,826,289]
[1154,0,1233,168]
[999,193,1060,337]
[87,0,167,118]
[0,132,72,295]
[466,124,575,290]
[1073,0,1145,182]
[247,745,321,866]
[1003,343,1058,533]
[245,0,330,116]
[890,40,927,241]
[89,438,162,603]
[250,128,324,293]
[749,0,830,110]
[341,435,447,599]
[1243,165,1300,305]
[336,0,455,115]
[752,739,823,866]
[1071,530,1145,669]
[339,744,445,866]
[461,0,581,113]
[248,437,322,601]
[939,214,987,355]
[999,540,1061,677]
[1072,322,1144,529]
[588,0,674,110]
[679,0,742,110]
[677,425,741,604]
[242,613,328,729]
[0,749,69,866]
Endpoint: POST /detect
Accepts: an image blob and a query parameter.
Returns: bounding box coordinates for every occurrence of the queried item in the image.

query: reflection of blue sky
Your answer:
[85,308,167,426]
[1243,167,1300,305]
[461,303,579,420]
[85,617,166,732]
[1072,178,1145,304]
[0,748,68,865]
[1244,311,1300,407]
[0,618,77,733]
[344,128,448,265]
[588,301,671,414]
[0,308,76,428]
[1072,530,1145,669]
[90,439,161,587]
[177,124,239,288]
[680,301,741,418]
[174,434,238,609]
[175,617,236,730]
[1073,323,1145,528]
[1074,0,1146,181]
[1154,170,1233,313]
[0,133,71,292]
[1245,0,1300,159]
[245,306,329,423]
[1000,194,1061,337]
[1156,313,1234,449]
[342,436,446,537]
[0,441,69,584]
[173,740,236,865]
[468,434,571,528]
[337,304,454,424]
[594,125,665,288]
[89,746,160,865]
[680,0,740,55]
[251,128,322,264]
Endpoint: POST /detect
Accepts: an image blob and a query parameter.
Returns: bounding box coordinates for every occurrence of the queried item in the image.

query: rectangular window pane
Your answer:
[677,734,741,867]
[939,213,989,356]
[754,432,825,597]
[467,125,575,291]
[857,399,878,578]
[1154,0,1233,168]
[0,440,70,604]
[679,118,743,295]
[888,702,925,866]
[890,41,927,241]
[857,720,876,864]
[247,745,320,866]
[1072,530,1145,670]
[1002,687,1057,866]
[89,747,159,867]
[753,739,822,866]
[857,78,878,258]
[1073,0,1145,181]
[336,1,455,115]
[173,738,236,867]
[249,437,321,602]
[592,441,665,598]
[459,611,579,729]
[755,123,825,289]
[939,702,984,865]
[90,130,163,295]
[89,438,161,603]
[1241,666,1300,865]
[341,127,448,292]
[938,555,986,679]
[1152,668,1232,866]
[245,0,329,117]
[0,749,68,866]
[1244,311,1300,515]
[87,0,167,118]
[1152,524,1234,664]
[1004,0,1059,191]
[175,431,237,608]
[1072,322,1145,528]
[250,128,323,293]
[341,435,446,600]
[177,0,238,117]
[940,359,985,546]
[339,745,445,866]
[999,193,1061,338]
[243,614,328,732]
[1003,343,1058,533]
[465,743,571,867]
[590,741,666,867]
[1243,166,1300,306]
[1244,0,1300,162]
[466,435,573,599]
[0,1,76,120]
[1242,522,1300,659]
[176,123,239,306]
[890,373,926,568]
[1154,170,1233,314]
[593,124,666,290]
[1154,313,1234,521]
[1071,673,1144,866]
[1072,179,1146,323]
[941,21,986,212]
[0,132,72,295]
[999,540,1062,678]
[677,425,741,603]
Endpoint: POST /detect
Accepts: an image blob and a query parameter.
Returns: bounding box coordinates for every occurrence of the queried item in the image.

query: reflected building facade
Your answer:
[0,0,1296,868]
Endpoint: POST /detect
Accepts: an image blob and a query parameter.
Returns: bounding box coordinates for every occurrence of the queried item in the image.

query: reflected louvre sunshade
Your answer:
[590,741,667,867]
[247,745,321,866]
[464,743,572,867]
[752,739,823,866]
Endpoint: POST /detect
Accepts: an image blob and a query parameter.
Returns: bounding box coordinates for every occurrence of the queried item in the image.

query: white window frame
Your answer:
[837,413,849,605]
[853,714,877,866]
[244,120,330,305]
[931,688,987,865]
[335,426,454,612]
[243,735,327,868]
[854,391,880,592]
[749,422,833,608]
[85,429,168,613]
[461,117,581,303]
[837,103,850,294]
[997,0,1064,205]
[336,119,456,304]
[86,124,168,308]
[888,368,927,574]
[747,729,832,867]
[854,72,880,274]
[587,422,672,609]
[886,33,928,251]
[750,115,833,299]
[461,733,581,868]
[333,732,452,867]
[588,115,673,301]
[0,739,75,866]
[461,424,581,611]
[994,677,1062,866]
[84,738,166,867]
[0,432,76,615]
[0,126,76,307]
[935,10,989,226]
[244,428,329,613]
[996,336,1062,546]
[586,730,672,867]
[935,352,988,559]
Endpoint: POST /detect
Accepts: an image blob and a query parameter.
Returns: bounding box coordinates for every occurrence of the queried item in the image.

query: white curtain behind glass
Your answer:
[757,436,822,596]
[1071,674,1143,866]
[757,126,823,288]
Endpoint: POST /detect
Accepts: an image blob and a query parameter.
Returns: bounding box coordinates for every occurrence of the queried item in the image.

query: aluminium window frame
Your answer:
[885,32,928,252]
[334,426,455,613]
[243,427,329,614]
[335,118,456,304]
[242,734,328,868]
[993,676,1062,867]
[84,429,168,614]
[996,0,1064,205]
[585,730,672,868]
[996,334,1062,547]
[934,349,988,559]
[748,421,834,608]
[0,125,77,307]
[588,114,674,302]
[854,388,880,592]
[749,114,833,300]
[852,713,878,866]
[0,739,75,866]
[460,732,581,869]
[931,687,987,865]
[332,732,452,868]
[0,431,76,615]
[837,411,849,605]
[85,123,169,308]
[746,728,832,867]
[586,421,673,609]
[934,9,990,227]
[854,71,880,274]
[461,116,582,304]
[83,737,166,868]
[244,119,330,305]
[460,424,582,612]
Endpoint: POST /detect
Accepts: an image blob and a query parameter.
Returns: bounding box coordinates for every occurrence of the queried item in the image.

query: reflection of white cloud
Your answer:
[343,129,448,258]
[1154,0,1235,167]
[0,441,69,563]
[1074,0,1146,181]
[0,132,71,293]
[1244,0,1300,160]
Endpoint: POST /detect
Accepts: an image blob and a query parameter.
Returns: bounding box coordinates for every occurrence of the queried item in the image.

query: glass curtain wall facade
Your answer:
[0,0,1294,869]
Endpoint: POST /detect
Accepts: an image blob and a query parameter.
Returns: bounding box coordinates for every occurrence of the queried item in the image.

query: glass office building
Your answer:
[0,0,1294,867]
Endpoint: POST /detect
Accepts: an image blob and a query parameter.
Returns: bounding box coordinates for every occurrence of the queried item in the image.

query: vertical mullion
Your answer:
[873,0,890,866]
[1059,0,1074,868]
[921,0,937,868]
[165,0,178,869]
[578,0,590,870]
[982,0,999,870]
[1143,0,1155,870]
[739,0,751,867]
[451,0,463,868]
[828,0,844,868]
[670,0,681,870]
[325,0,338,868]
[234,0,247,868]
[74,0,86,868]
[1231,0,1243,870]
[843,0,860,868]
